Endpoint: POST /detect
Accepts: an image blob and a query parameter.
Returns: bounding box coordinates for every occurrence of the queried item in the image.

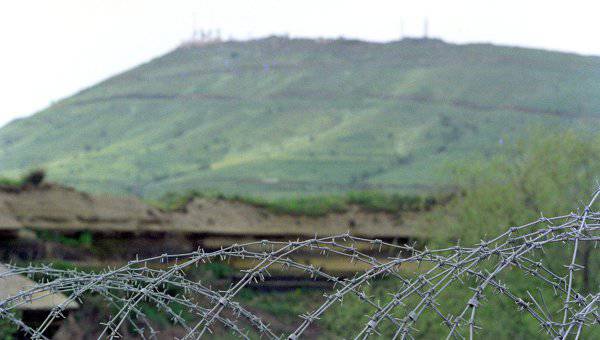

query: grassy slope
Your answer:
[1,37,599,197]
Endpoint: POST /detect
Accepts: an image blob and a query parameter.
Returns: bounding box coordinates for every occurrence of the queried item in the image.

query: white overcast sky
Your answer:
[0,0,599,127]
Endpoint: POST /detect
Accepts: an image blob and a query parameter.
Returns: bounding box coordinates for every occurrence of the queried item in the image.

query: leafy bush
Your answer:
[315,130,600,338]
[22,169,45,187]
[0,312,19,339]
[426,130,600,245]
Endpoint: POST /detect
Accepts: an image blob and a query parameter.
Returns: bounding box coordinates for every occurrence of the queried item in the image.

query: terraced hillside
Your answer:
[1,37,599,197]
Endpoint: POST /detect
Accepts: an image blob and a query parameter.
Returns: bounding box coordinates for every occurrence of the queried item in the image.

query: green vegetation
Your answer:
[234,194,349,216]
[22,169,45,186]
[0,169,45,187]
[1,37,599,197]
[424,130,600,245]
[11,131,598,337]
[237,288,323,323]
[232,131,600,338]
[0,311,20,339]
[155,190,439,216]
[345,191,436,213]
[0,177,21,186]
[33,230,94,248]
[137,300,194,329]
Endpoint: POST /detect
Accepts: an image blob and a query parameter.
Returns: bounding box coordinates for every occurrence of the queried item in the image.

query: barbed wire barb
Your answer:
[0,188,599,338]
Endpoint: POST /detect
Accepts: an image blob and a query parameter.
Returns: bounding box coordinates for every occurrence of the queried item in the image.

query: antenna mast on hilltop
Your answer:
[186,11,221,46]
[399,19,404,39]
[191,13,200,41]
[423,18,429,38]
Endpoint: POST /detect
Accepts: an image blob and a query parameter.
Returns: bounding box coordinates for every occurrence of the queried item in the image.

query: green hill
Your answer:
[1,37,599,197]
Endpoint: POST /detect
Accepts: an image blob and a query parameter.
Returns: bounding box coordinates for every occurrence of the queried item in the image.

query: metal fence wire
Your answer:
[1,189,599,339]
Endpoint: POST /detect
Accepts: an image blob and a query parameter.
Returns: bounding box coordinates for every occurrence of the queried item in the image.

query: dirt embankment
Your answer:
[0,184,420,239]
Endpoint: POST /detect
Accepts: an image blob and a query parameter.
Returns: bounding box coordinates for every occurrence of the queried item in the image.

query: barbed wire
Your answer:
[1,188,599,339]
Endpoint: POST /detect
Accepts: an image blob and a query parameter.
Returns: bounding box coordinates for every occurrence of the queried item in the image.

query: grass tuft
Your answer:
[154,190,442,217]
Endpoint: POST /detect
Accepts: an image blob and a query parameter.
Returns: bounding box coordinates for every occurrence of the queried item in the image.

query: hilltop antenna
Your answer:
[423,18,429,38]
[400,19,404,39]
[192,13,200,41]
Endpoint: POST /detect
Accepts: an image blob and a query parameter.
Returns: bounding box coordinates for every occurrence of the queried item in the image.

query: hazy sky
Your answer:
[1,0,599,127]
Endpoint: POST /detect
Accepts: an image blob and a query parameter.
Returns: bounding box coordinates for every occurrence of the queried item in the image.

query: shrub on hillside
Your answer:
[428,130,600,245]
[314,130,600,338]
[22,169,46,187]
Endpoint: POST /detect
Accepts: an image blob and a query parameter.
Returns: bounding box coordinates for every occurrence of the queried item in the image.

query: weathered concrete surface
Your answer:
[0,184,419,239]
[0,263,78,311]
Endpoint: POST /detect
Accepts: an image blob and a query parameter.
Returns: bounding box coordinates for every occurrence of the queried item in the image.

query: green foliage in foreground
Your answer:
[319,269,597,339]
[0,311,20,339]
[153,190,440,216]
[7,132,597,338]
[424,130,600,245]
[242,131,600,338]
[1,37,600,197]
[238,288,322,324]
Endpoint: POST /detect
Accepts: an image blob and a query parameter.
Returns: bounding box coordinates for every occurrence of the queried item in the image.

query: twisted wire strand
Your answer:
[0,189,598,339]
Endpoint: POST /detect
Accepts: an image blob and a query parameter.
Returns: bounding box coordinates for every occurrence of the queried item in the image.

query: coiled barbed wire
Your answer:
[1,188,599,339]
